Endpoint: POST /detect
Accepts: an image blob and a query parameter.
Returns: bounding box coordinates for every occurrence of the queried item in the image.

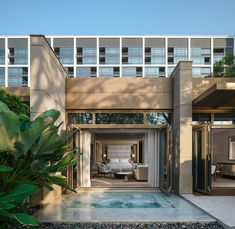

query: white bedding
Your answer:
[106,162,133,170]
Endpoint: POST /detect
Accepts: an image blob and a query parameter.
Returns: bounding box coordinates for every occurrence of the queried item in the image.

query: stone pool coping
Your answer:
[16,222,224,229]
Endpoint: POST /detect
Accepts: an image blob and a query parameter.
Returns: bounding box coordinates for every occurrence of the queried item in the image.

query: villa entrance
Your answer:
[193,124,235,195]
[75,127,172,189]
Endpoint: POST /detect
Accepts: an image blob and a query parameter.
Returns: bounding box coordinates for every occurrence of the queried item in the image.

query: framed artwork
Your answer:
[229,137,235,160]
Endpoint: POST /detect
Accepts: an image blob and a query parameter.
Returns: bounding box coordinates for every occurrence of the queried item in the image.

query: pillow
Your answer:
[119,158,129,163]
[110,158,119,163]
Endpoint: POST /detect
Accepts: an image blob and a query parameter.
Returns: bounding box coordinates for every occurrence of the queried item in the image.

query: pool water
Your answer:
[36,191,215,222]
[70,192,173,208]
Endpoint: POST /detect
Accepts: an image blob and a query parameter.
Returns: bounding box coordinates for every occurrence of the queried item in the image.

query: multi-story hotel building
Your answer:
[1,35,235,203]
[0,35,234,86]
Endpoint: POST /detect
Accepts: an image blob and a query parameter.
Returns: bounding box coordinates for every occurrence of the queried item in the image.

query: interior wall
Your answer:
[212,128,235,164]
[95,140,139,164]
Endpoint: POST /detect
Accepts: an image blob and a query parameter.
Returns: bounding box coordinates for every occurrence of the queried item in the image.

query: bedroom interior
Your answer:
[88,128,166,188]
[211,128,235,189]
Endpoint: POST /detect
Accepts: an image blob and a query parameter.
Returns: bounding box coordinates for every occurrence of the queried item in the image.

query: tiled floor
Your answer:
[182,194,235,228]
[212,178,235,188]
[91,174,148,187]
[35,190,214,223]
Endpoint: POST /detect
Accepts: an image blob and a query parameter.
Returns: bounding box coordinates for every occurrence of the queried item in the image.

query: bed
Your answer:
[106,145,133,172]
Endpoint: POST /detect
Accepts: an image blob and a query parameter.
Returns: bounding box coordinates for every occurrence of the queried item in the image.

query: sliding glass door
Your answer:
[192,125,211,194]
[159,125,172,192]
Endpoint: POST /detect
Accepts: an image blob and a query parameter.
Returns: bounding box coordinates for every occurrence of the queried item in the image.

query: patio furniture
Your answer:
[211,164,216,181]
[97,163,112,176]
[211,164,224,181]
[114,171,132,181]
[133,165,148,181]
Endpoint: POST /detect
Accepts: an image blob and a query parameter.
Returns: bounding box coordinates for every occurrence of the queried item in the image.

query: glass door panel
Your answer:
[192,125,211,194]
[159,125,172,192]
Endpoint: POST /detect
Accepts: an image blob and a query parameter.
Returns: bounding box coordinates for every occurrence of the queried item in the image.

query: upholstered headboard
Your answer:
[107,145,131,160]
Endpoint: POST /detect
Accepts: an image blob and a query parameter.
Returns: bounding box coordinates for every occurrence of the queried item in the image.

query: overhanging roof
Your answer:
[193,82,235,108]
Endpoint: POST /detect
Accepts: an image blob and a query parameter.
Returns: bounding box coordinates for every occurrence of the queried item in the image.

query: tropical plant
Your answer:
[0,89,30,116]
[0,167,39,227]
[213,55,235,77]
[0,101,77,227]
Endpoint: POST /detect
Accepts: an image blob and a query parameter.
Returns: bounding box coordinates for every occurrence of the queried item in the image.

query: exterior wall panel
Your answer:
[122,38,143,47]
[30,35,66,130]
[168,38,188,48]
[145,38,165,47]
[66,78,172,110]
[76,38,97,47]
[191,38,211,48]
[54,38,73,47]
[99,38,120,47]
[8,38,28,47]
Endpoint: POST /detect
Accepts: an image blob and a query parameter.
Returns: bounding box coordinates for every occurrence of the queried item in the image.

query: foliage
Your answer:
[213,55,235,77]
[0,173,39,228]
[0,101,77,227]
[0,88,30,116]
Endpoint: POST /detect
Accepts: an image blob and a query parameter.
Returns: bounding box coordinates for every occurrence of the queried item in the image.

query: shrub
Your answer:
[0,101,77,227]
[0,89,30,116]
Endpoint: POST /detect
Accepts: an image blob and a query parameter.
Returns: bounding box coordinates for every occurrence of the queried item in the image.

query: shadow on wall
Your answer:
[66,77,173,110]
[30,36,67,129]
[192,78,235,100]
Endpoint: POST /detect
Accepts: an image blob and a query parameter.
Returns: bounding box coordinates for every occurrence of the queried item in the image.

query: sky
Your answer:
[0,0,234,36]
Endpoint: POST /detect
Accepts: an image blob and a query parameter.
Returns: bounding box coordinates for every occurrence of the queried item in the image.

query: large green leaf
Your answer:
[0,166,13,172]
[0,101,10,112]
[13,213,38,226]
[31,125,61,156]
[14,117,50,156]
[18,114,31,131]
[0,124,10,152]
[58,154,77,167]
[2,184,39,203]
[0,111,20,137]
[49,176,75,192]
[37,109,60,123]
[0,203,16,210]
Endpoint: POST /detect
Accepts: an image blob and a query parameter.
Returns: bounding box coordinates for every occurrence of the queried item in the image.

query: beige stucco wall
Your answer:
[172,61,193,194]
[30,35,67,129]
[66,78,172,110]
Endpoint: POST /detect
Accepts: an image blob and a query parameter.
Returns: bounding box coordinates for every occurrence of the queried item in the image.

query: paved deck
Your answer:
[182,194,235,229]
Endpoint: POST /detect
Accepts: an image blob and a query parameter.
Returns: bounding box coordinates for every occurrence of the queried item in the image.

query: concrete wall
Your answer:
[29,35,67,204]
[172,61,193,194]
[30,35,67,129]
[66,78,172,110]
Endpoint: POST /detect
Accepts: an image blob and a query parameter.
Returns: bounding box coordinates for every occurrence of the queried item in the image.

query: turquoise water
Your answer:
[70,192,175,208]
[36,191,215,222]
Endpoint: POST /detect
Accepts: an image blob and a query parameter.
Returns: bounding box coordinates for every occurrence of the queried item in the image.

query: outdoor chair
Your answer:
[211,164,224,181]
[97,163,112,176]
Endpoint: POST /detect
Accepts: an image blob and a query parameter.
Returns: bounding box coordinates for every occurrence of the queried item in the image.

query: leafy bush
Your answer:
[0,101,77,227]
[213,55,235,77]
[0,89,30,116]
